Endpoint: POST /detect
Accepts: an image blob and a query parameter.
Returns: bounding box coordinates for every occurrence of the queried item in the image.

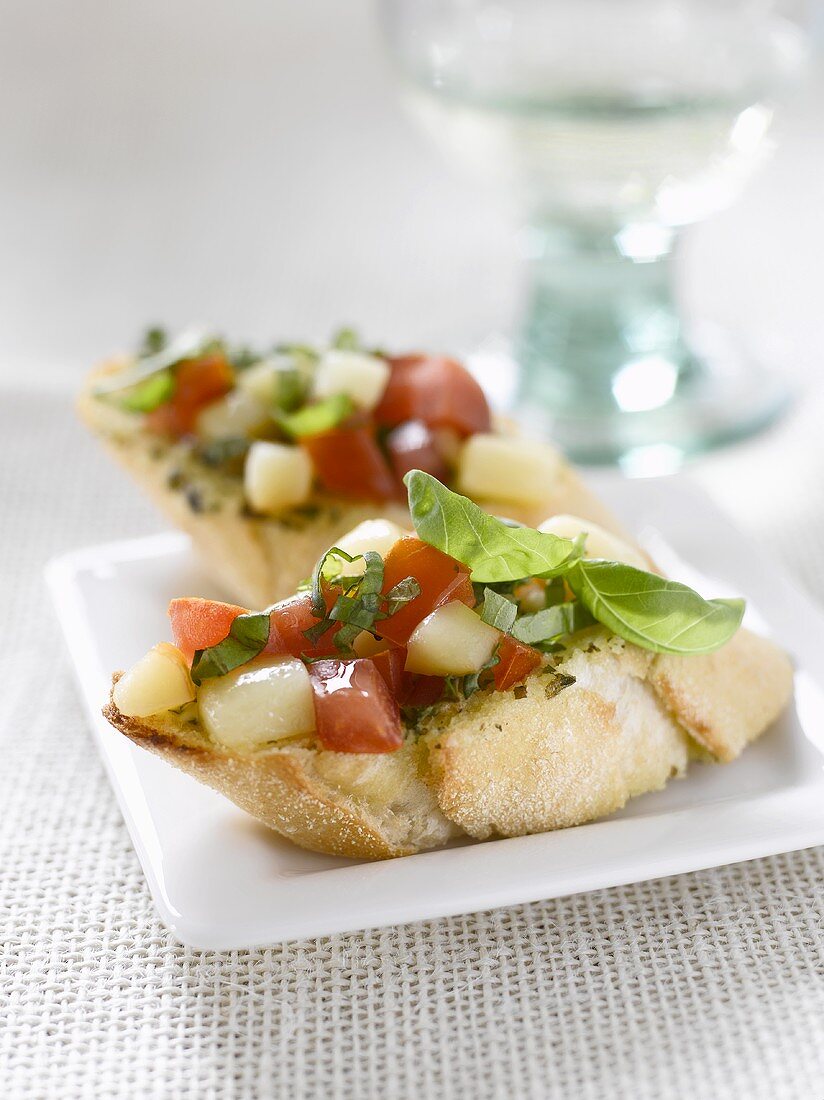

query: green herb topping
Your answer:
[276,394,354,438]
[190,612,271,684]
[403,470,583,583]
[304,547,422,656]
[404,470,745,656]
[93,329,218,411]
[567,560,744,655]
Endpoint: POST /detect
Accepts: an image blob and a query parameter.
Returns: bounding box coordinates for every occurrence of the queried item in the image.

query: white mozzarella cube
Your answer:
[198,655,316,752]
[456,433,565,508]
[352,631,390,658]
[244,441,313,514]
[329,519,409,577]
[538,514,648,569]
[313,349,390,410]
[195,389,271,442]
[113,643,195,718]
[405,601,499,676]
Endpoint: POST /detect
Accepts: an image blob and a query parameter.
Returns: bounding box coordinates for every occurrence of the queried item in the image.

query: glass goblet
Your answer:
[380,0,806,467]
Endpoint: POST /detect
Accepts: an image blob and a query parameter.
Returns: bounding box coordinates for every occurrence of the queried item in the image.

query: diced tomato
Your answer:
[372,646,444,708]
[385,420,450,485]
[374,355,491,438]
[168,597,249,663]
[308,659,404,753]
[402,672,445,708]
[264,589,342,659]
[493,635,542,691]
[145,351,234,437]
[378,536,474,646]
[301,416,398,501]
[371,646,406,697]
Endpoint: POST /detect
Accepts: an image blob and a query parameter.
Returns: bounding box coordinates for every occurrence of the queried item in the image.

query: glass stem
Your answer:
[516,218,698,428]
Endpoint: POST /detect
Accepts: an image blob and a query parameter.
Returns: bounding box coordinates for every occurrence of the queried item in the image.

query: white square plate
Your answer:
[48,476,824,949]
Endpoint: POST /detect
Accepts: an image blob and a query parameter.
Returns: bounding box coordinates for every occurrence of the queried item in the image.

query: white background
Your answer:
[1,0,823,396]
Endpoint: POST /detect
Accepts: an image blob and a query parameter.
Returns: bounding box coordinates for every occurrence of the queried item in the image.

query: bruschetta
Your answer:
[78,328,635,607]
[102,471,793,859]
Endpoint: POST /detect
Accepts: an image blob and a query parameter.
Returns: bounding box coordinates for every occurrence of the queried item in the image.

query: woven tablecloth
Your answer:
[2,391,824,1100]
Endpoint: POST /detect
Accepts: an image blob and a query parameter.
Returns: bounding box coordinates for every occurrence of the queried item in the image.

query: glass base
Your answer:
[513,324,790,470]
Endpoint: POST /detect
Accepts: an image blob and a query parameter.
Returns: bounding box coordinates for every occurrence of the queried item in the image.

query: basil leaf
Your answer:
[274,369,306,413]
[93,329,217,399]
[331,326,360,351]
[139,326,168,357]
[276,394,354,438]
[195,436,250,468]
[512,602,595,645]
[382,576,422,618]
[445,650,501,701]
[404,470,580,583]
[567,561,745,655]
[480,588,518,634]
[304,548,388,654]
[274,341,319,368]
[118,369,176,413]
[310,546,356,620]
[332,551,385,653]
[229,345,259,371]
[190,611,270,684]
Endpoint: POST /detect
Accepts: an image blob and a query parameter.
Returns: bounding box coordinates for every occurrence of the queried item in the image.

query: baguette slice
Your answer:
[103,627,793,860]
[78,364,631,608]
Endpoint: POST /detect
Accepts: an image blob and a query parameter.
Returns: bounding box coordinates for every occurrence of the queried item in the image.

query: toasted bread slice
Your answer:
[78,366,631,608]
[103,627,792,859]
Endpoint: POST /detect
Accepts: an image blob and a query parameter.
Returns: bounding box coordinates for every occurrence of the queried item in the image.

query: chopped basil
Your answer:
[330,551,385,653]
[511,602,594,645]
[308,546,355,623]
[139,326,168,357]
[331,327,360,351]
[93,329,218,401]
[274,341,319,364]
[444,651,501,702]
[304,546,421,655]
[567,561,745,656]
[229,345,260,371]
[274,369,307,414]
[480,588,518,634]
[195,436,250,468]
[118,369,176,413]
[404,470,582,584]
[190,611,270,684]
[276,394,354,438]
[543,671,577,698]
[382,576,422,618]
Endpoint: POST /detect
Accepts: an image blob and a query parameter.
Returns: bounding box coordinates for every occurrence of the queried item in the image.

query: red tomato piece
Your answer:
[309,659,404,753]
[168,597,249,663]
[371,646,444,708]
[301,417,398,501]
[264,590,342,659]
[402,672,445,708]
[371,646,406,698]
[385,420,450,485]
[374,355,491,438]
[493,635,543,691]
[145,351,234,437]
[378,537,475,646]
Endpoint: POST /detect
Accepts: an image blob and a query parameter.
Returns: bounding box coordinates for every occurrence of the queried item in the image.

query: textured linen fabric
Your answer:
[2,392,824,1100]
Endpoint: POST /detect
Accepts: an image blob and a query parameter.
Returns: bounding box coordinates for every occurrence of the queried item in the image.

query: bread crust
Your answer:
[78,378,410,607]
[648,627,794,762]
[105,693,455,859]
[103,627,793,859]
[78,364,632,607]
